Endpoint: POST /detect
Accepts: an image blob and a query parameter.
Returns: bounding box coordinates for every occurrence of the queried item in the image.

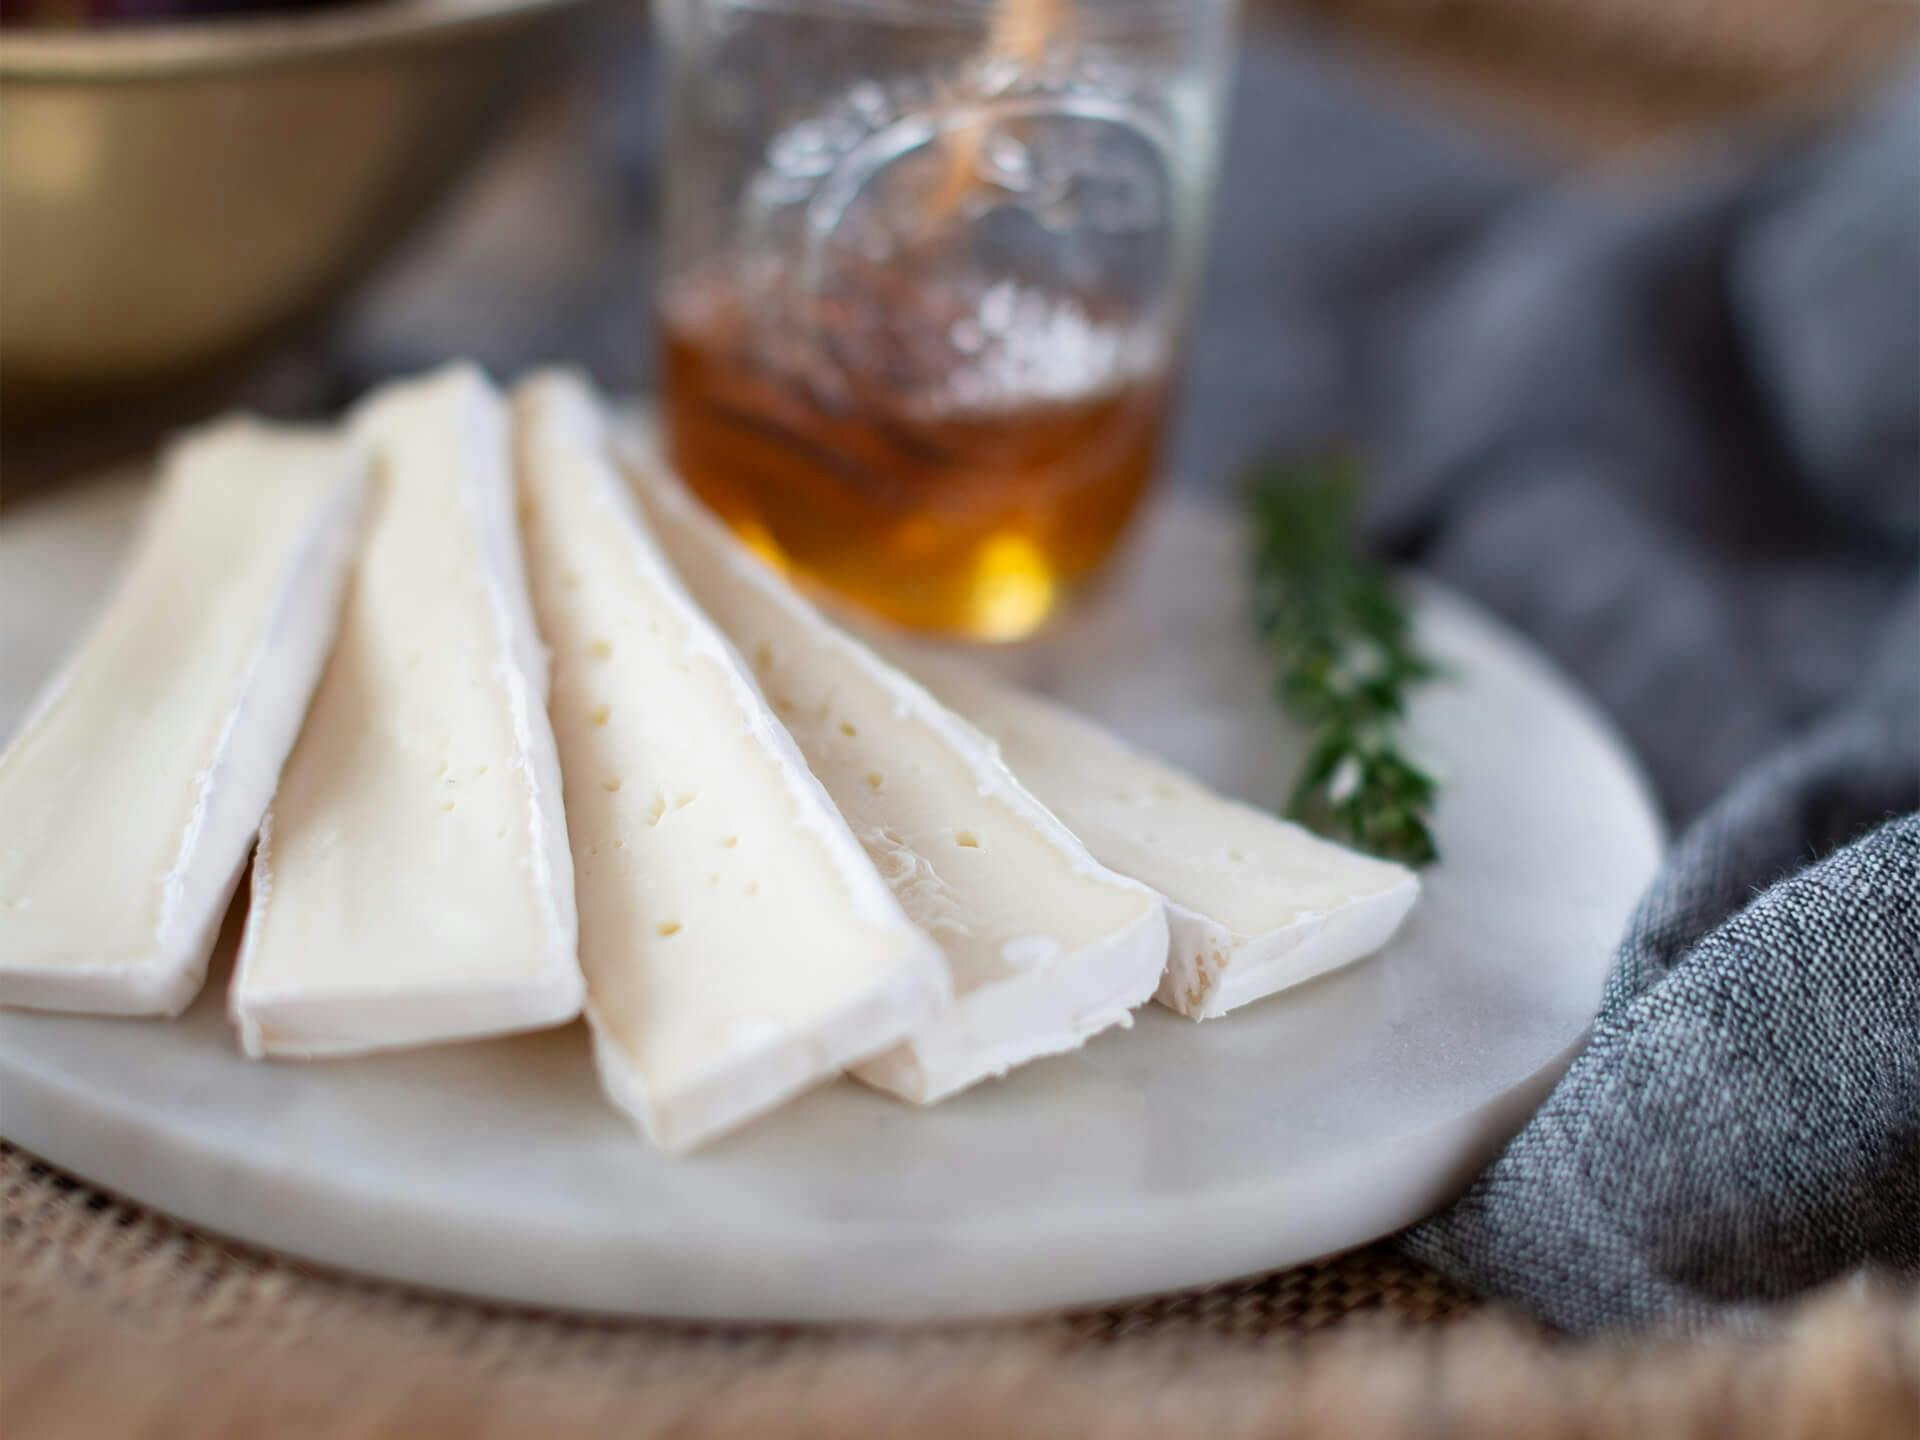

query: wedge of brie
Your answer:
[231,366,581,1057]
[616,429,1168,1106]
[0,420,366,1016]
[885,648,1420,1019]
[513,374,948,1150]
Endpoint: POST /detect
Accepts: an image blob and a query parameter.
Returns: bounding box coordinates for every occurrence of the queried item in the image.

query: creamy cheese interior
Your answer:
[232,368,579,1053]
[888,645,1420,1019]
[897,656,1416,937]
[0,420,364,1013]
[625,438,1166,1103]
[514,375,943,1147]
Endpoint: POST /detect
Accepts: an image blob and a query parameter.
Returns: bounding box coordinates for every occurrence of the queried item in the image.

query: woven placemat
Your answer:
[5,1140,1918,1439]
[0,1141,1477,1345]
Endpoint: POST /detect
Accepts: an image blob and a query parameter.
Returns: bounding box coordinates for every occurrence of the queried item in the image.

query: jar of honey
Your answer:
[657,0,1237,639]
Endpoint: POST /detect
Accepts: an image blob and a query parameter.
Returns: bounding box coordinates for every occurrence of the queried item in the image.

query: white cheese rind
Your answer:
[231,365,582,1058]
[514,373,947,1151]
[879,648,1420,1020]
[615,426,1169,1107]
[0,420,366,1017]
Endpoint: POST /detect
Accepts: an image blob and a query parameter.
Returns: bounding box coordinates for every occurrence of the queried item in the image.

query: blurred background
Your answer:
[4,0,1915,480]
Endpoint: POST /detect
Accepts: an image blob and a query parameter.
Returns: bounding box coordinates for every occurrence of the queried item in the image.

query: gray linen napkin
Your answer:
[1362,75,1920,1331]
[1400,666,1918,1332]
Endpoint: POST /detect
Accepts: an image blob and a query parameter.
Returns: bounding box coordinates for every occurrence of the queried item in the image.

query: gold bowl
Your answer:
[0,0,605,424]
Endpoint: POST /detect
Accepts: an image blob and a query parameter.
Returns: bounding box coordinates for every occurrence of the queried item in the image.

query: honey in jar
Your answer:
[661,260,1176,641]
[655,0,1231,638]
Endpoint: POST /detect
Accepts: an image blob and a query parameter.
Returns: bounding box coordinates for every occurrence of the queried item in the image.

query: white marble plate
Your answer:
[0,472,1662,1321]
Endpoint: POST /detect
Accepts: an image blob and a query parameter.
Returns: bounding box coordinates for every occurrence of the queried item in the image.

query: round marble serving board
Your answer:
[0,471,1662,1322]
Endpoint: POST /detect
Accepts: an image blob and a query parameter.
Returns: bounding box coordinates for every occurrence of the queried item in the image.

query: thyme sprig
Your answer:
[1248,456,1442,866]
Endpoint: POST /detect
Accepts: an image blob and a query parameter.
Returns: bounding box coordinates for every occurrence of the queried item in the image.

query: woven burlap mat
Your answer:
[4,1141,1916,1439]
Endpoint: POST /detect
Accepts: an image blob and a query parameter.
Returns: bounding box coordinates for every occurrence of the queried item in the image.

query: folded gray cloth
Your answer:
[1401,656,1918,1332]
[1363,74,1920,1330]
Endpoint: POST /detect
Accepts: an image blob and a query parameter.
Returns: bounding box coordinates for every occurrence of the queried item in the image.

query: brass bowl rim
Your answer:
[0,0,596,81]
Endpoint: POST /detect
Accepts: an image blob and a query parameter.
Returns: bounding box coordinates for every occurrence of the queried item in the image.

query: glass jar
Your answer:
[656,0,1237,639]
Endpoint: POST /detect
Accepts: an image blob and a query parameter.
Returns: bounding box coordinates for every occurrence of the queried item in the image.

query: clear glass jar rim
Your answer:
[700,0,1233,34]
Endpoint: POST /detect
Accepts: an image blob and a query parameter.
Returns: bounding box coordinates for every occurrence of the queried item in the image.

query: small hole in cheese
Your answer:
[589,704,610,727]
[865,772,884,791]
[602,776,623,792]
[753,643,773,671]
[589,638,612,659]
[721,835,739,848]
[840,721,858,738]
[745,880,760,896]
[954,831,980,848]
[441,800,456,813]
[649,794,668,825]
[656,921,682,937]
[674,792,697,810]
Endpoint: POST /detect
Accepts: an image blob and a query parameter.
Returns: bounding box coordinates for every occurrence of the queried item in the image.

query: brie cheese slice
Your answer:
[617,429,1168,1107]
[0,419,366,1016]
[514,373,947,1151]
[231,366,582,1057]
[886,648,1420,1019]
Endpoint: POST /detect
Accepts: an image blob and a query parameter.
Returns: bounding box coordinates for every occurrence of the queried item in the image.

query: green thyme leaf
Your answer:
[1248,456,1442,866]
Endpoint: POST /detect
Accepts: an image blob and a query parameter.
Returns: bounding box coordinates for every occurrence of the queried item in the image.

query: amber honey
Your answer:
[660,268,1173,641]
